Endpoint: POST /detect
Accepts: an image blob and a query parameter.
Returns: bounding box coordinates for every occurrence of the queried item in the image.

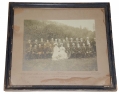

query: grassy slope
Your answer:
[23,57,97,71]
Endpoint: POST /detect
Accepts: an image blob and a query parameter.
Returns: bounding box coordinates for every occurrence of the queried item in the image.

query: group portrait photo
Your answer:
[23,20,97,71]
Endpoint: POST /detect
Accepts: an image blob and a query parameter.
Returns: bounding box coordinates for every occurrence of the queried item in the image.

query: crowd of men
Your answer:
[24,37,96,59]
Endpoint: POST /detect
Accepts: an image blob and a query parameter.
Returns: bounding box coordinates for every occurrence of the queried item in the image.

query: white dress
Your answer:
[59,47,68,60]
[52,46,60,60]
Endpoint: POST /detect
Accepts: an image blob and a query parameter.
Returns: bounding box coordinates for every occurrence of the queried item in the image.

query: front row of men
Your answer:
[25,41,96,59]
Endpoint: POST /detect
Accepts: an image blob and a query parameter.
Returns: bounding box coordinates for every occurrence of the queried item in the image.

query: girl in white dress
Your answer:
[59,43,68,60]
[52,43,60,60]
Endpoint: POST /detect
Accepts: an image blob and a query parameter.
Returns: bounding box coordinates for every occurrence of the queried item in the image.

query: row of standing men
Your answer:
[25,37,96,59]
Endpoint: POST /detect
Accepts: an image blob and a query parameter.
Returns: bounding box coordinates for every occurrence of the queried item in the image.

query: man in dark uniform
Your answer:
[33,39,38,47]
[65,43,71,58]
[79,38,84,47]
[65,37,69,47]
[32,45,38,59]
[25,39,32,59]
[81,43,86,58]
[25,44,32,60]
[76,43,82,58]
[46,40,50,48]
[91,38,96,56]
[40,38,44,47]
[50,38,54,47]
[62,39,67,48]
[84,37,90,57]
[71,43,77,58]
[37,44,43,58]
[76,38,79,41]
[65,37,69,43]
[69,38,74,49]
[45,40,51,58]
[85,37,90,46]
[86,43,92,57]
[43,43,47,58]
[25,39,32,48]
[75,38,80,46]
[39,38,44,58]
[47,44,53,58]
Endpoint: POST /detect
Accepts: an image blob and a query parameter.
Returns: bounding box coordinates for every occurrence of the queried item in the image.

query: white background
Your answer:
[0,0,118,93]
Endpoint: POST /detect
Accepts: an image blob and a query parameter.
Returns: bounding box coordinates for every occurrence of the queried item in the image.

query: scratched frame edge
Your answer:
[4,2,117,91]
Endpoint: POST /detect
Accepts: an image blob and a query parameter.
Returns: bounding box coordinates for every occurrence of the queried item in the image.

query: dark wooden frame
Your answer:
[4,2,117,91]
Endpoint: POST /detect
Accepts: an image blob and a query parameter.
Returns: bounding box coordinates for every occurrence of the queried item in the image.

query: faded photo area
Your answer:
[23,20,97,71]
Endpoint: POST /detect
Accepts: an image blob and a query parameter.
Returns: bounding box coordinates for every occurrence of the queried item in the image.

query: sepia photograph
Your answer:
[23,20,97,71]
[4,3,117,90]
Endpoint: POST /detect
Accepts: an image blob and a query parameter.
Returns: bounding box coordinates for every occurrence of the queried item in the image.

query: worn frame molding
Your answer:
[4,2,117,91]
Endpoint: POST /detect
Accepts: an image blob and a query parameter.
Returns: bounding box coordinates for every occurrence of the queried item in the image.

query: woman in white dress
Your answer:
[59,43,68,60]
[52,43,60,60]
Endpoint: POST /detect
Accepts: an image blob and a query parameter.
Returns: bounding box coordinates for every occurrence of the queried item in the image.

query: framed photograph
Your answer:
[4,2,117,91]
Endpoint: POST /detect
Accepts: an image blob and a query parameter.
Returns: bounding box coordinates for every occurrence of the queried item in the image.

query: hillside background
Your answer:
[24,20,95,42]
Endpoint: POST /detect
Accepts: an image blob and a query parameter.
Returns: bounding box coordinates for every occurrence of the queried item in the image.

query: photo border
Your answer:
[4,2,117,91]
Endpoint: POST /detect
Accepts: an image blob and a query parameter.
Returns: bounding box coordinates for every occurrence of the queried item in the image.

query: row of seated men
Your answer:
[25,37,96,59]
